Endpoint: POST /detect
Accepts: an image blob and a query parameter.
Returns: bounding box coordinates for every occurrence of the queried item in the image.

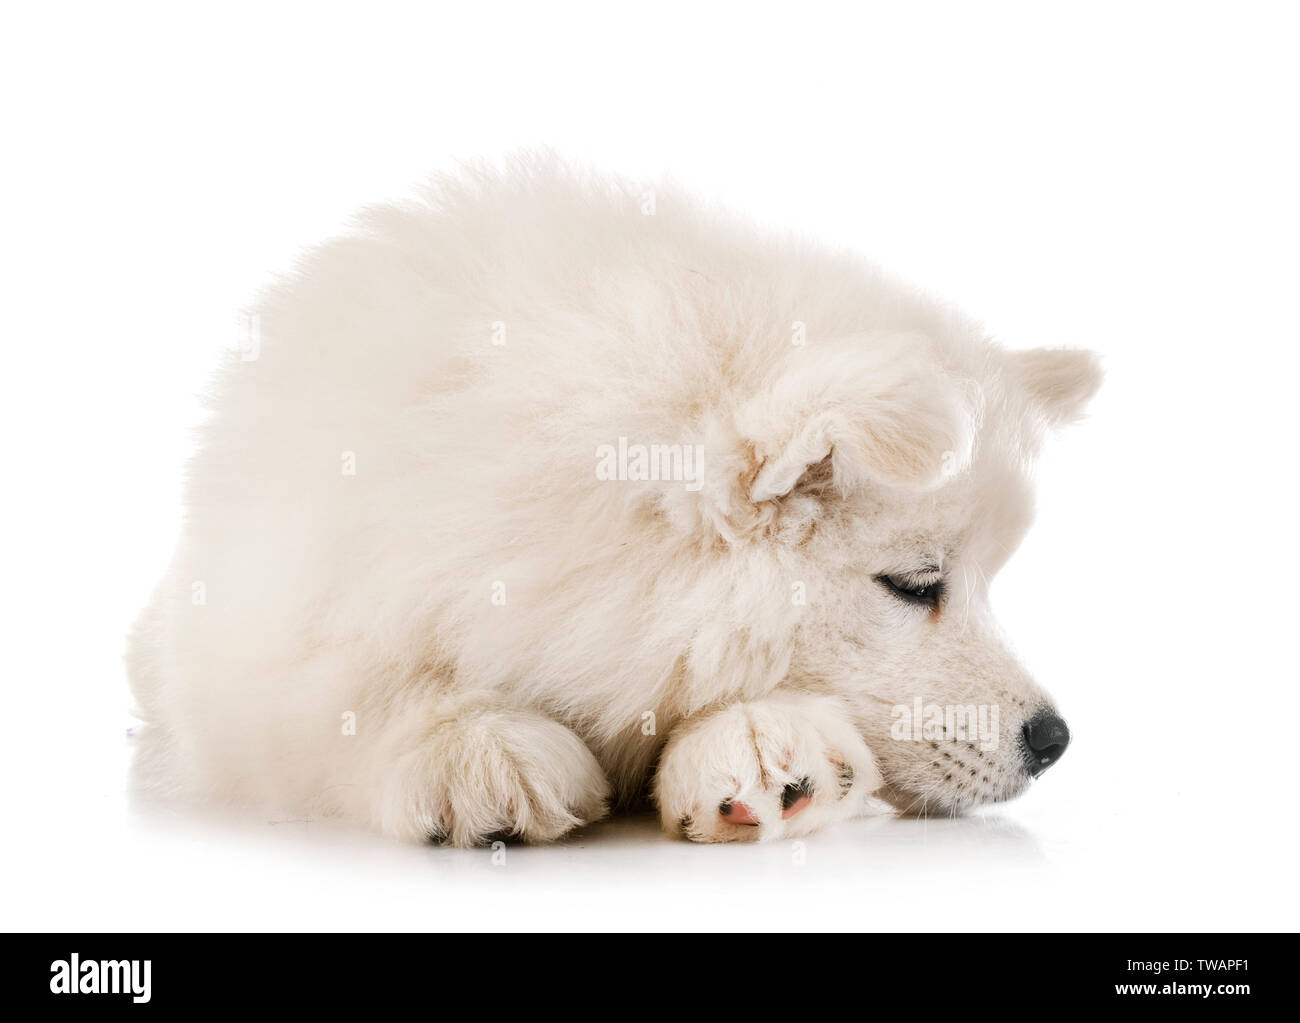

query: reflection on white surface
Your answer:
[4,729,1285,932]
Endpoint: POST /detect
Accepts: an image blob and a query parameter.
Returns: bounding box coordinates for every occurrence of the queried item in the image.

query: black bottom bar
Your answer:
[7,933,1278,1011]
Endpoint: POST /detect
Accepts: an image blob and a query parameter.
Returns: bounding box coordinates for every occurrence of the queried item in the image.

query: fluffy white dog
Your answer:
[127,155,1101,845]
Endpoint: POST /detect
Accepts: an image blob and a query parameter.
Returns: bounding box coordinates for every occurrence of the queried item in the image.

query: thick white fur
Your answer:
[127,154,1101,844]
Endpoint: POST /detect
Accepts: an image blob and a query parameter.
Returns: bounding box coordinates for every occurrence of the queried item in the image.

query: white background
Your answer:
[2,1,1297,931]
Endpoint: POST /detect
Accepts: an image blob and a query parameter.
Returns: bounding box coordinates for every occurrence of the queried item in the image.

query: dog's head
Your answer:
[680,333,1101,815]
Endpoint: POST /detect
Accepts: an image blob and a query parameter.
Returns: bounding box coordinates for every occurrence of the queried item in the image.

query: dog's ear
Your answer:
[740,343,978,504]
[1005,347,1103,427]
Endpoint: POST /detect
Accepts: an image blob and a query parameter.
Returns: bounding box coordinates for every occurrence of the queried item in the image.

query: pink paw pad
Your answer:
[718,799,760,825]
[718,779,815,826]
[780,778,814,819]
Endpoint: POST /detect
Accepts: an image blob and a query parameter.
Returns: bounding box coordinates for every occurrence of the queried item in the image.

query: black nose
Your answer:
[1022,711,1070,777]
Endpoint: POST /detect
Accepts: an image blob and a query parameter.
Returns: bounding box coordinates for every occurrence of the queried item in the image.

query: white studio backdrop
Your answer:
[1,1,1297,930]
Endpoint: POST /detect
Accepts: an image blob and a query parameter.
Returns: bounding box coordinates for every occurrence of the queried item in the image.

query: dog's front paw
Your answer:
[653,695,880,842]
[378,705,611,846]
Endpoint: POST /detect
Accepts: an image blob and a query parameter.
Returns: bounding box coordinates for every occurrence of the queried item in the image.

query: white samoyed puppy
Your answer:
[127,154,1101,845]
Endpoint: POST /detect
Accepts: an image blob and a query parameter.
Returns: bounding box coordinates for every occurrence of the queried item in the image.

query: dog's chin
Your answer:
[875,775,1030,818]
[875,781,969,817]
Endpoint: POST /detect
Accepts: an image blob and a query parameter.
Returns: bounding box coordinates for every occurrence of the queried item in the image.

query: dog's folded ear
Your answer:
[738,340,979,505]
[1005,346,1103,427]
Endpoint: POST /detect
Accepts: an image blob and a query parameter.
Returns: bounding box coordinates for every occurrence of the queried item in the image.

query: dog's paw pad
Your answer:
[719,799,761,826]
[478,829,520,847]
[780,778,815,819]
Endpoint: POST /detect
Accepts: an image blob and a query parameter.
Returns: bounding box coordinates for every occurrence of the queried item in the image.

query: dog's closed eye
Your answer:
[876,570,944,610]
